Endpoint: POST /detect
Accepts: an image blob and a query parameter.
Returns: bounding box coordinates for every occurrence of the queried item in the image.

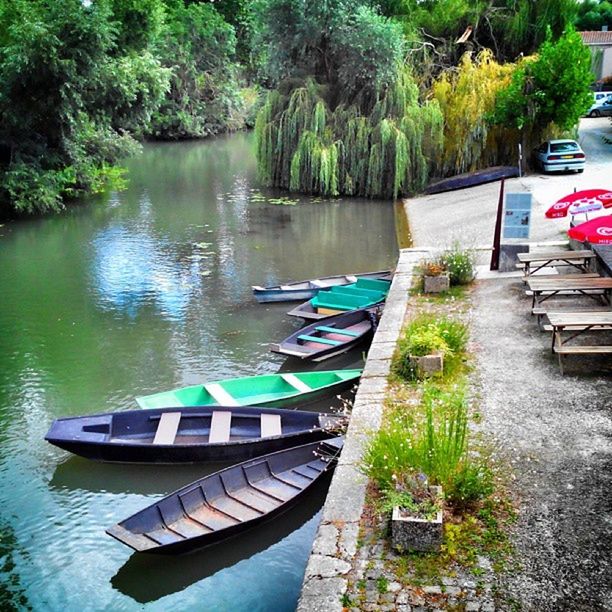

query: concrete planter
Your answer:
[410,353,444,377]
[391,486,444,553]
[423,273,450,293]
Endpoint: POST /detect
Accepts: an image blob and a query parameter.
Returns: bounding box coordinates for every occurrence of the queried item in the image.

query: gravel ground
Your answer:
[404,133,612,609]
[470,278,612,611]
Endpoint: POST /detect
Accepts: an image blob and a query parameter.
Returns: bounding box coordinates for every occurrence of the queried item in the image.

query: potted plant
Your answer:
[404,327,449,377]
[421,259,450,293]
[385,473,444,553]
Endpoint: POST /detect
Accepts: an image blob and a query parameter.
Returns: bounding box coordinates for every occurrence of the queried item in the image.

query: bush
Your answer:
[438,243,476,285]
[363,384,492,511]
[394,314,468,380]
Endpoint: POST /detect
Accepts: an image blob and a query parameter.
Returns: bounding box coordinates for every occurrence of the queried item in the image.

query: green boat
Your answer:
[135,369,362,409]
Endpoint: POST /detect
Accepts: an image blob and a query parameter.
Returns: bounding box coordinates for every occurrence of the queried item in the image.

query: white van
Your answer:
[587,92,612,117]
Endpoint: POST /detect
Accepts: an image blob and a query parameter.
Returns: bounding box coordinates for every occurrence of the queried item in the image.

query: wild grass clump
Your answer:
[439,243,476,286]
[394,314,469,381]
[363,384,492,511]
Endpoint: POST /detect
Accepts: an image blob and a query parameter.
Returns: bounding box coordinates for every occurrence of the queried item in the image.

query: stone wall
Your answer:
[297,248,429,611]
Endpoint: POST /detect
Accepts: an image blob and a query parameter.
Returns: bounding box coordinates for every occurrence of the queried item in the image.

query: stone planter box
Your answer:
[423,273,450,293]
[391,486,444,553]
[410,353,444,377]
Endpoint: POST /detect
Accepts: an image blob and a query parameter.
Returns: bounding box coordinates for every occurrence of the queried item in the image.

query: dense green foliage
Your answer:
[0,0,251,215]
[364,384,492,509]
[492,29,594,132]
[0,0,597,214]
[255,74,443,199]
[575,0,612,31]
[0,0,170,214]
[149,3,244,139]
[377,0,578,63]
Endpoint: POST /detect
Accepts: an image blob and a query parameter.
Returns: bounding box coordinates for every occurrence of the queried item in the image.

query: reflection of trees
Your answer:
[0,523,31,611]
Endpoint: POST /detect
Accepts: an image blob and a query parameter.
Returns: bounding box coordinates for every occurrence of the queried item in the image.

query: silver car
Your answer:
[533,139,586,174]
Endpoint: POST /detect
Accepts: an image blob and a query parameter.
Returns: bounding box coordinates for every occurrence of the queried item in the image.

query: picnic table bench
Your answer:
[517,249,595,277]
[527,277,612,311]
[546,311,612,374]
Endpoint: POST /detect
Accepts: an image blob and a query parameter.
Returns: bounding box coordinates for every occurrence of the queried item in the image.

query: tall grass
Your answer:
[364,384,491,509]
[394,314,469,380]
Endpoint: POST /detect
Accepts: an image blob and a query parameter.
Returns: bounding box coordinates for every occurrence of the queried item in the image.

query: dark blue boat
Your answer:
[45,406,344,464]
[106,438,343,554]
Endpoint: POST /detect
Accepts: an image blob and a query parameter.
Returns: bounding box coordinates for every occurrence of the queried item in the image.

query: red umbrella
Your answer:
[544,189,612,218]
[568,215,612,244]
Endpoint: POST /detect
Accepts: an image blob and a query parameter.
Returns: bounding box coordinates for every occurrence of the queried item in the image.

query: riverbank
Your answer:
[298,176,611,610]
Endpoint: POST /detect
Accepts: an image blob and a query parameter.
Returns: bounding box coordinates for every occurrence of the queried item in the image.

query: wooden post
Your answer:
[490,179,505,271]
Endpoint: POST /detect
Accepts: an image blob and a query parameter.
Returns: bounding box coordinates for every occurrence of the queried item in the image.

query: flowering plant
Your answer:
[420,259,447,277]
[382,472,442,521]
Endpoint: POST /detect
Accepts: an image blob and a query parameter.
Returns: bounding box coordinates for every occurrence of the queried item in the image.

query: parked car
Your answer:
[586,91,612,117]
[532,140,586,174]
[591,99,612,118]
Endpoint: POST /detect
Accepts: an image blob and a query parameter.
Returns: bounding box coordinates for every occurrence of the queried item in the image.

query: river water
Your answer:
[0,132,398,611]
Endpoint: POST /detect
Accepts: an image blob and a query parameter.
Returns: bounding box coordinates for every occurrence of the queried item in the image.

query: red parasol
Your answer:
[568,215,612,244]
[544,189,612,218]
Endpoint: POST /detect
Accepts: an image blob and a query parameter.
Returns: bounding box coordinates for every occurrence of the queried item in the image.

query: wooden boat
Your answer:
[136,369,362,410]
[425,166,520,195]
[286,277,391,321]
[45,406,345,464]
[252,269,392,303]
[271,307,380,361]
[106,437,343,554]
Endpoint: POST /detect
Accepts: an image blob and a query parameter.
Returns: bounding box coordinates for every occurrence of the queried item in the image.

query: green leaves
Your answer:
[492,28,594,132]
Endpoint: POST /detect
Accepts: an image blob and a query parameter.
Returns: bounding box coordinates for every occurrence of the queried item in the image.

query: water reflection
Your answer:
[91,225,196,322]
[111,473,331,605]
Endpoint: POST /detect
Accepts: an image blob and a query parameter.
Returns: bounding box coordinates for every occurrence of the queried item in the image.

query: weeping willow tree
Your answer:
[255,72,443,199]
[431,50,517,176]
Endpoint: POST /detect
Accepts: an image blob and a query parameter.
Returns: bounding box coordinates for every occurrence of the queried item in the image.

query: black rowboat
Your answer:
[271,307,380,361]
[106,438,343,554]
[425,166,520,195]
[45,406,344,464]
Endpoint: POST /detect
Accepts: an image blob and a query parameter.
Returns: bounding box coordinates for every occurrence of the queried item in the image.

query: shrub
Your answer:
[438,243,476,285]
[363,384,492,511]
[394,314,468,380]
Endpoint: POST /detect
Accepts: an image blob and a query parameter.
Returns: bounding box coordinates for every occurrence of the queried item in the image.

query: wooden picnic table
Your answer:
[517,249,595,276]
[527,276,612,310]
[546,311,612,374]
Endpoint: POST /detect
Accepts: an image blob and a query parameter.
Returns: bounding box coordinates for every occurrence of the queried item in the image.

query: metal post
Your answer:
[490,178,505,271]
[518,144,523,178]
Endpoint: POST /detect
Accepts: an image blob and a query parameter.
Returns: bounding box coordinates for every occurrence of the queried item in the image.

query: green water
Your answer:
[0,132,397,611]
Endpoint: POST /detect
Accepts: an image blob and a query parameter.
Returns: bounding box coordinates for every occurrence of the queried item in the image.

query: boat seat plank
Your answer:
[153,412,181,445]
[204,383,239,406]
[260,413,282,438]
[209,411,232,443]
[315,325,360,337]
[298,334,342,346]
[280,373,311,393]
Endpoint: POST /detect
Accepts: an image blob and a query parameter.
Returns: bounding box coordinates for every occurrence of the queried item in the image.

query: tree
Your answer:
[575,0,612,31]
[492,28,594,132]
[0,0,169,214]
[149,2,243,139]
[253,0,403,104]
